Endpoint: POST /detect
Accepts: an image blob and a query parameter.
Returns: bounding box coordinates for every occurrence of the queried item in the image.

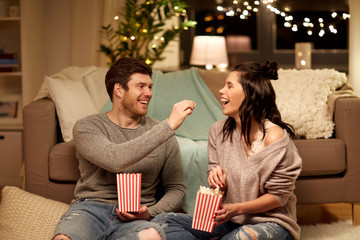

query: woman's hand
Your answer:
[208,166,227,190]
[214,203,239,226]
[214,194,281,226]
[116,205,151,221]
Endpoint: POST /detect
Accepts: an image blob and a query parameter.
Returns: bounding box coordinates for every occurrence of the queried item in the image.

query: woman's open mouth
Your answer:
[221,98,229,106]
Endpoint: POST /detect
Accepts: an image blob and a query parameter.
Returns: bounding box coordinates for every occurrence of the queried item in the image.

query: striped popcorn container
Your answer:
[192,186,223,233]
[116,173,142,212]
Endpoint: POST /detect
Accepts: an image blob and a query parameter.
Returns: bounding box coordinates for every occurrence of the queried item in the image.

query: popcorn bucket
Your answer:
[192,186,223,233]
[116,173,142,212]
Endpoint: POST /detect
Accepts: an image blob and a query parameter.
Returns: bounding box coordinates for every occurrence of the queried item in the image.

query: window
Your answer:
[194,10,257,50]
[276,11,349,49]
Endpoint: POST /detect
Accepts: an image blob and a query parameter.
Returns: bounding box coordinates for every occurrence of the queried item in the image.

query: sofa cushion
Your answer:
[45,74,98,142]
[294,139,346,176]
[49,141,79,182]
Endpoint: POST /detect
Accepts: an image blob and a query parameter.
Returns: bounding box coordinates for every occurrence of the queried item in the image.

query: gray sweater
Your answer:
[72,113,186,217]
[208,119,302,240]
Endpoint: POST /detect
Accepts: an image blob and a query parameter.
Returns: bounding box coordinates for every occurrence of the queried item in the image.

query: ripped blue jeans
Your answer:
[53,199,165,240]
[152,213,294,240]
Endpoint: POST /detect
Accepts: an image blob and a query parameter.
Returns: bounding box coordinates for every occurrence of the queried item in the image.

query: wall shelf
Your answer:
[0,17,20,21]
[0,72,21,77]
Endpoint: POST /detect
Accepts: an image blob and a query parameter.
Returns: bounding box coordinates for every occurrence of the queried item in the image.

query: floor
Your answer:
[297,203,353,225]
[0,185,354,225]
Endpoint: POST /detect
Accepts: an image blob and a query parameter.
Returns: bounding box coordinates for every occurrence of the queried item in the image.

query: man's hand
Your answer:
[167,100,196,130]
[116,205,151,221]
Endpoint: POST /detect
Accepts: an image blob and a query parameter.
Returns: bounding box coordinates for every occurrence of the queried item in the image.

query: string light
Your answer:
[215,0,350,37]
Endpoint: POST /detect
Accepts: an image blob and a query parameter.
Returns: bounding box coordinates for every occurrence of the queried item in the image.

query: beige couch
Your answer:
[23,68,360,223]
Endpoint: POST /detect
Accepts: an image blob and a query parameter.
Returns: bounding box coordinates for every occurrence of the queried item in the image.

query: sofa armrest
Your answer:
[334,97,360,201]
[23,98,59,195]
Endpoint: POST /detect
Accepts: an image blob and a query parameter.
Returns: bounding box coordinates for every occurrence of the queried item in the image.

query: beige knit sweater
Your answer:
[208,119,302,240]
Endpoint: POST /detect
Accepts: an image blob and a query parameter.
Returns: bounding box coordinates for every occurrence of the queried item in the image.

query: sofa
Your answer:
[23,67,360,223]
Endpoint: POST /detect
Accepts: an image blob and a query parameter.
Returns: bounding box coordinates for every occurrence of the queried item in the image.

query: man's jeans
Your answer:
[53,199,165,240]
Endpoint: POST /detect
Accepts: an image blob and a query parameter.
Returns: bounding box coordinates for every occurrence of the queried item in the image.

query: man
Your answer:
[53,57,196,240]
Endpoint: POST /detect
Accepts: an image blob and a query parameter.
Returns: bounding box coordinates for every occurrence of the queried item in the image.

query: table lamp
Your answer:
[190,35,229,70]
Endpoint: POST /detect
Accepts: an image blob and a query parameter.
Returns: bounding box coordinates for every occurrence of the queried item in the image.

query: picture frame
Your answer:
[0,94,22,125]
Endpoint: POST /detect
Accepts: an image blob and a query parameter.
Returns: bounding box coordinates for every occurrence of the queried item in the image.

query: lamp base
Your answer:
[205,64,214,70]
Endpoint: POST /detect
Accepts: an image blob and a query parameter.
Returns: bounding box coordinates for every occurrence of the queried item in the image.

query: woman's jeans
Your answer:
[152,212,294,240]
[53,199,165,240]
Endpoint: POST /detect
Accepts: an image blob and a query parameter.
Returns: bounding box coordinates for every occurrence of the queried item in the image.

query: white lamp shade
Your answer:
[190,36,229,67]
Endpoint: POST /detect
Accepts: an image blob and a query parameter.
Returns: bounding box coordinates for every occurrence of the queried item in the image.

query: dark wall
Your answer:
[181,0,349,72]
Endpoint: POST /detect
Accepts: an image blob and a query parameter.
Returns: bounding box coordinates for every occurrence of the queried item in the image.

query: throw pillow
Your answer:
[0,186,69,240]
[273,69,347,139]
[45,75,98,142]
[34,66,97,101]
[83,67,110,111]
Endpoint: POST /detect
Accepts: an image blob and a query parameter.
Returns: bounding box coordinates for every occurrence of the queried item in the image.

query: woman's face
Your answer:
[219,71,245,121]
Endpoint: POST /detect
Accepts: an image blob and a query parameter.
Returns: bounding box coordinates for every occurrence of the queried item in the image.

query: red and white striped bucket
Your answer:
[192,187,223,232]
[116,173,142,212]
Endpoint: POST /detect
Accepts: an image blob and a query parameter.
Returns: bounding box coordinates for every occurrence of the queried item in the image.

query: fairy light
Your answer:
[292,24,298,32]
[214,0,349,36]
[343,13,350,19]
[114,16,119,20]
[226,10,235,16]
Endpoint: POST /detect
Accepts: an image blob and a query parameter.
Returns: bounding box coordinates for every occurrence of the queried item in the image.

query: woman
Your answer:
[153,60,302,240]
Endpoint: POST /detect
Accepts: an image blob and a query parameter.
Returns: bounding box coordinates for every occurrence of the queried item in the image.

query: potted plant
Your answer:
[100,0,196,67]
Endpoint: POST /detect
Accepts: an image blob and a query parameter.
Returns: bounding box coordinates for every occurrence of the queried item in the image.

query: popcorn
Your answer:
[192,186,223,232]
[116,173,142,212]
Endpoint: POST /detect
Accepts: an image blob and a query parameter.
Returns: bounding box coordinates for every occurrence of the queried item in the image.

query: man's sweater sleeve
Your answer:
[73,118,175,173]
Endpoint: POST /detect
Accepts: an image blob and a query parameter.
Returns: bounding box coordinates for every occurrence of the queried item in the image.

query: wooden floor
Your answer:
[0,185,354,225]
[297,203,353,225]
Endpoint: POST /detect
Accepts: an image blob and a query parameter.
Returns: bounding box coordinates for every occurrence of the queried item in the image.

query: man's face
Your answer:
[120,73,153,118]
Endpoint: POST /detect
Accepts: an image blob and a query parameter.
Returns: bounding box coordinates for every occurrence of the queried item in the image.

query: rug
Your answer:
[1,186,360,239]
[300,219,360,239]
